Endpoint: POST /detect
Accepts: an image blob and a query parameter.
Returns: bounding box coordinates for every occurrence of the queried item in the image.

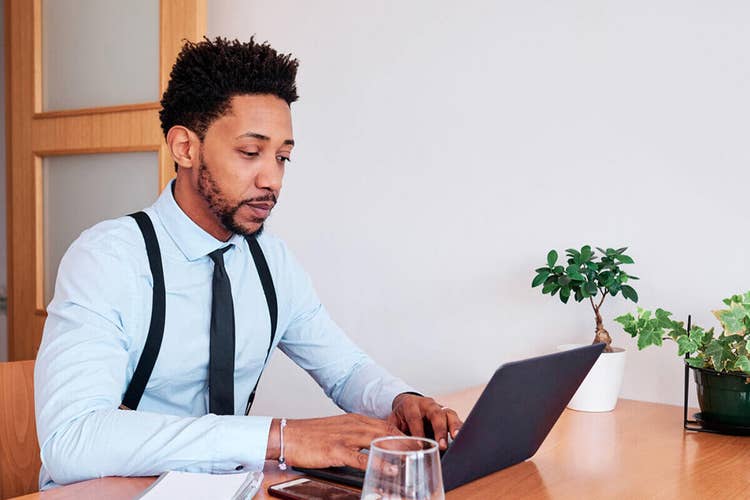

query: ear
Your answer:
[166,126,201,170]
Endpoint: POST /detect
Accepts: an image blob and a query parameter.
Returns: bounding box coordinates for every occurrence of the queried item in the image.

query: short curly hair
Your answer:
[159,36,299,143]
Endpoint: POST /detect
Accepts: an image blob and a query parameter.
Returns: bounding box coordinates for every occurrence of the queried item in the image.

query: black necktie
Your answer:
[208,246,235,415]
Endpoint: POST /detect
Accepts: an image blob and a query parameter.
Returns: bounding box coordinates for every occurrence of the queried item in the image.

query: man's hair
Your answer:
[159,36,299,143]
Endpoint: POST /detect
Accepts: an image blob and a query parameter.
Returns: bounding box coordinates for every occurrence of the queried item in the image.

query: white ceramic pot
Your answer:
[557,343,626,412]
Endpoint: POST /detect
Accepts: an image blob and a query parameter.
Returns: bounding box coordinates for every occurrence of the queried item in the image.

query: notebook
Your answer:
[137,470,264,500]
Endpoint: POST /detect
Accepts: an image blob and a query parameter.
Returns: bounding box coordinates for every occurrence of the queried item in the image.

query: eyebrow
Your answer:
[236,131,295,146]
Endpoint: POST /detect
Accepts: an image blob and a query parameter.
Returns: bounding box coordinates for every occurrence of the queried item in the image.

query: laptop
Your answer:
[294,343,605,491]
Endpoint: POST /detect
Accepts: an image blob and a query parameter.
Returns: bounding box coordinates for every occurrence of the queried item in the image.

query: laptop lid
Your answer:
[440,342,605,490]
[294,343,605,491]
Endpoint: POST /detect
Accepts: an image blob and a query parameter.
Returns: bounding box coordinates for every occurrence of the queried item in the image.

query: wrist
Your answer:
[265,418,281,460]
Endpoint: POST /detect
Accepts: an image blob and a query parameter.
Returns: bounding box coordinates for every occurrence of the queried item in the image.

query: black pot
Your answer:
[693,367,750,428]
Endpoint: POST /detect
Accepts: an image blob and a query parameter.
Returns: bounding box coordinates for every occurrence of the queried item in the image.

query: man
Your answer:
[34,37,461,489]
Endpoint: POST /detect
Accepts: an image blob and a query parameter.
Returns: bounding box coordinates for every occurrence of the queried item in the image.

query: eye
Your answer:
[239,150,259,158]
[276,155,292,164]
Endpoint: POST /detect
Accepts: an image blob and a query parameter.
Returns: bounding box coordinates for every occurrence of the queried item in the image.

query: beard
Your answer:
[196,156,276,237]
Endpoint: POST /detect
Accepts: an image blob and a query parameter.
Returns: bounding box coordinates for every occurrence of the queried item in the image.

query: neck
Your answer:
[172,175,233,242]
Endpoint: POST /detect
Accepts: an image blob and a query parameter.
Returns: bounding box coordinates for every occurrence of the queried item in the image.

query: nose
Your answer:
[255,154,284,194]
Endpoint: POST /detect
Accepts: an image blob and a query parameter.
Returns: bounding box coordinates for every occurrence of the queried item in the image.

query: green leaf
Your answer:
[688,325,707,346]
[615,254,634,264]
[580,245,593,262]
[637,324,663,349]
[560,287,571,303]
[535,267,550,273]
[733,355,750,374]
[595,247,607,255]
[705,340,732,372]
[547,250,558,268]
[570,273,586,282]
[686,356,707,369]
[567,269,586,282]
[614,313,637,336]
[713,303,748,334]
[532,272,549,288]
[565,249,580,265]
[574,288,583,302]
[585,282,598,296]
[638,308,652,321]
[621,285,638,303]
[542,281,556,294]
[654,308,673,328]
[615,247,628,254]
[676,336,698,356]
[558,276,572,287]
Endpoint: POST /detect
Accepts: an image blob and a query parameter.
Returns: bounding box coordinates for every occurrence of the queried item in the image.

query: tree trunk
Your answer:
[593,309,613,352]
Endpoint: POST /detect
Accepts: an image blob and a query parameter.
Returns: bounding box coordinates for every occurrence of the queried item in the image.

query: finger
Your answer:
[355,450,400,477]
[386,412,409,434]
[446,409,463,439]
[427,408,449,450]
[341,449,371,471]
[347,422,405,452]
[386,412,399,427]
[403,407,424,438]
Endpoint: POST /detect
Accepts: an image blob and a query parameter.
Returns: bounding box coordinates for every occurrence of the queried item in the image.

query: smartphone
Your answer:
[267,477,361,500]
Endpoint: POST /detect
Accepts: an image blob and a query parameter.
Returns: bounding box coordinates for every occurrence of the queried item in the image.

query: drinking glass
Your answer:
[361,436,444,500]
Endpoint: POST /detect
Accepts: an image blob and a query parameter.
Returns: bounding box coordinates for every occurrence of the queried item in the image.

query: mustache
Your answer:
[240,193,278,206]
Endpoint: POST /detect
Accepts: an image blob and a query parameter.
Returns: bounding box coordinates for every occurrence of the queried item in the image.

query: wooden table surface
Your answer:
[12,388,750,499]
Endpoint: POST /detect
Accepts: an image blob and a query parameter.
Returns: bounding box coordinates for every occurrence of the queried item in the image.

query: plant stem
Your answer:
[590,291,613,352]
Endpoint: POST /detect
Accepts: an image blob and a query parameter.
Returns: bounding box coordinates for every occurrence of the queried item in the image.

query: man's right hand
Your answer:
[265,414,404,470]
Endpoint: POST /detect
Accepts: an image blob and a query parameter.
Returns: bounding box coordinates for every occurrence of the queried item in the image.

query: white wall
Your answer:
[209,1,750,417]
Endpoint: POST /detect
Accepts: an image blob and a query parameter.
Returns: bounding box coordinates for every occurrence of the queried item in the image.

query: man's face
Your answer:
[194,94,294,236]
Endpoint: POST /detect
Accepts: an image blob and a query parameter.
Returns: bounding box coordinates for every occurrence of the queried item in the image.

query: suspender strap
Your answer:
[120,212,279,414]
[244,235,279,415]
[121,211,166,410]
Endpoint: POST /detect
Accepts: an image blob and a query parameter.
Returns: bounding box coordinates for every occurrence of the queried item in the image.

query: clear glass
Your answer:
[43,152,159,305]
[361,437,444,500]
[42,0,159,111]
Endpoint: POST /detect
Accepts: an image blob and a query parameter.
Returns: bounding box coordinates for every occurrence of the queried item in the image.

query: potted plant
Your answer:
[532,245,639,412]
[614,291,750,430]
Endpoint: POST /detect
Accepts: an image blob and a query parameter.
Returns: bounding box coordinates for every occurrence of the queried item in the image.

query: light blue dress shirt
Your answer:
[35,181,415,489]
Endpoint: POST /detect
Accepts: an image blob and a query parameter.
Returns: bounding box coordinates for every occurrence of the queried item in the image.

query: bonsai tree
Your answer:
[532,246,639,352]
[614,291,750,377]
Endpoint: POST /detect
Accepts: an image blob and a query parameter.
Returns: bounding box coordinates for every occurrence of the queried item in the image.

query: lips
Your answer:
[246,202,273,219]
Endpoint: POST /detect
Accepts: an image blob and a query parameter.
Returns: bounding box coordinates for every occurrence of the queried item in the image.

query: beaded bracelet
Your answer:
[278,418,288,470]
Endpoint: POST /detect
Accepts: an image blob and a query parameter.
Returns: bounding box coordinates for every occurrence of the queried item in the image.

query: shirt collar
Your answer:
[153,180,246,262]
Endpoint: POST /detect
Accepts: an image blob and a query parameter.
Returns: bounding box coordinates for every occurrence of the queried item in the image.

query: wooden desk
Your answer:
[12,389,750,499]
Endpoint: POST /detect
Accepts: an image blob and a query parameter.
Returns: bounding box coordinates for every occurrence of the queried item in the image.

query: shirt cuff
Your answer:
[213,415,273,473]
[343,362,419,419]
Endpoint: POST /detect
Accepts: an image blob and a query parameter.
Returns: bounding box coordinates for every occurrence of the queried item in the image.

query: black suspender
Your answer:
[120,211,278,414]
[243,235,278,415]
[120,212,166,410]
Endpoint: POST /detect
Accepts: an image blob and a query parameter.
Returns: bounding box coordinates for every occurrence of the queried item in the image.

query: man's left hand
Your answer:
[387,394,463,450]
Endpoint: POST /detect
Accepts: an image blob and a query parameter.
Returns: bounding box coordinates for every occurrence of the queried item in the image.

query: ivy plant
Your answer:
[532,246,639,352]
[614,291,750,377]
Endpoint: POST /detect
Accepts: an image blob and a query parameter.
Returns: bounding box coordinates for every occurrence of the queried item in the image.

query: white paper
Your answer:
[138,470,263,500]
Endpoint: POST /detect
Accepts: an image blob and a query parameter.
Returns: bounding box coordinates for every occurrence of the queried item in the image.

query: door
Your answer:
[5,0,207,360]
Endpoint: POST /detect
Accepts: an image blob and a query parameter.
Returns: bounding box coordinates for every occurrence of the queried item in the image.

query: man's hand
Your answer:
[266,414,404,470]
[388,393,463,450]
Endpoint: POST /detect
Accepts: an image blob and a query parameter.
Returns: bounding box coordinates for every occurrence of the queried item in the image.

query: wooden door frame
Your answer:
[5,0,206,360]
